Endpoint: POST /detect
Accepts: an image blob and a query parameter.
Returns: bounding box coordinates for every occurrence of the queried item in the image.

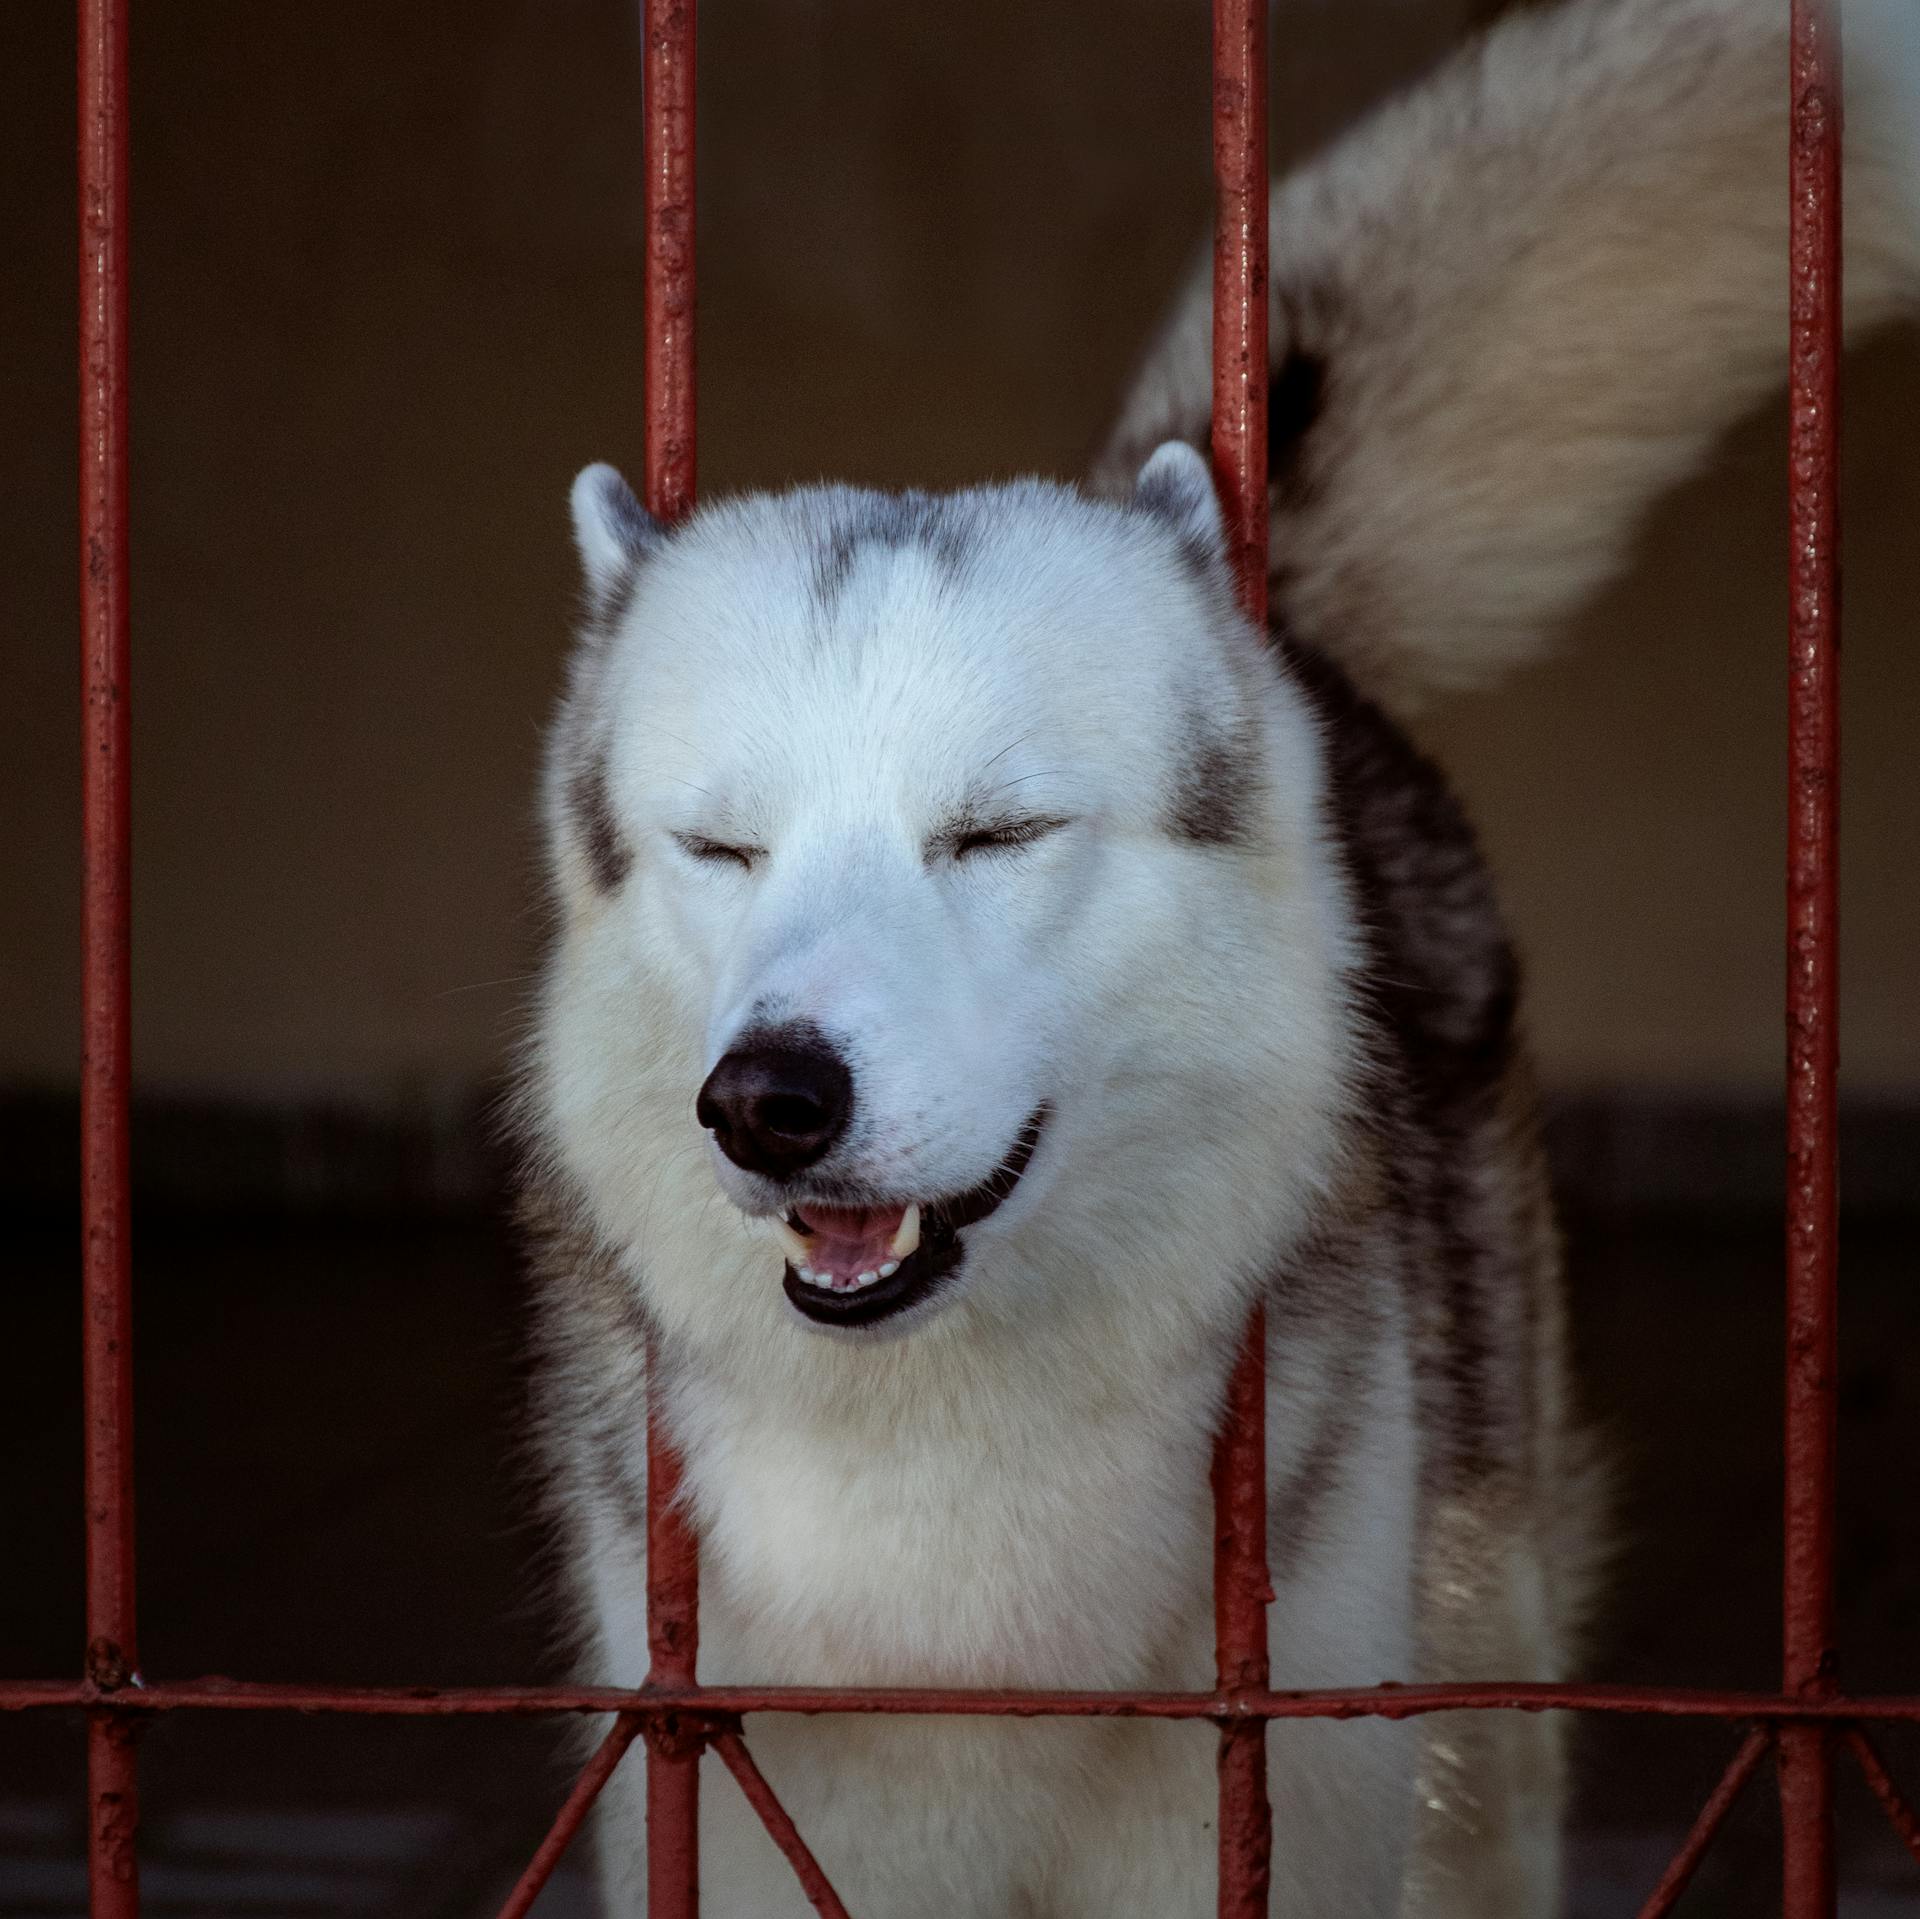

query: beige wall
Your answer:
[5,1,1915,1107]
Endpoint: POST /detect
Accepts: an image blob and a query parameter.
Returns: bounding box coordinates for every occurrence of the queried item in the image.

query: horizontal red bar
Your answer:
[7,1677,1920,1723]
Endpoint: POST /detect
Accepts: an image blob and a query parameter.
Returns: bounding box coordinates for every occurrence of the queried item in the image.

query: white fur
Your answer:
[530,475,1411,1913]
[524,0,1920,1911]
[1096,0,1920,705]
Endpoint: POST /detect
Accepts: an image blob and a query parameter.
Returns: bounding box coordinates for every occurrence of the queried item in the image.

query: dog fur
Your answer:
[516,1,1919,1911]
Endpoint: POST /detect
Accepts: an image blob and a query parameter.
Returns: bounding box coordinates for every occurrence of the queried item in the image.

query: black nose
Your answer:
[696,1029,854,1180]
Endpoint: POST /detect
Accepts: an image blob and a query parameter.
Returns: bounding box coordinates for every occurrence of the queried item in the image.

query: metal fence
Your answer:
[9,0,1920,1913]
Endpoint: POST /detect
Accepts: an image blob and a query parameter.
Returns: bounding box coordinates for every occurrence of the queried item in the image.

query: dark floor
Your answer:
[3,1209,1918,1914]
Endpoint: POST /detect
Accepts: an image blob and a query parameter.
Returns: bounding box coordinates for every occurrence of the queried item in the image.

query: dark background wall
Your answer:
[7,0,1916,1129]
[5,7,1919,1912]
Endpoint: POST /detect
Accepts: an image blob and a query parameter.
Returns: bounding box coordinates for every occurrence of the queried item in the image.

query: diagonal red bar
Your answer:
[1631,1728,1773,1919]
[493,1713,646,1919]
[1210,0,1270,1908]
[1843,1727,1920,1871]
[712,1731,854,1919]
[78,0,140,1914]
[1781,0,1844,1912]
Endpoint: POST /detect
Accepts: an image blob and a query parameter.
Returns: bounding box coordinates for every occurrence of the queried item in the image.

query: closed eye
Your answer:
[940,815,1072,862]
[672,832,763,872]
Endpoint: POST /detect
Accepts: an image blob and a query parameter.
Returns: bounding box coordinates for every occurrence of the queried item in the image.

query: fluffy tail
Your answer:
[1092,0,1920,704]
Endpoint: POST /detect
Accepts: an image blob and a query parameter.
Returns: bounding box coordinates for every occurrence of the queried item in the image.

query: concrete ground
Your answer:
[4,1210,1918,1915]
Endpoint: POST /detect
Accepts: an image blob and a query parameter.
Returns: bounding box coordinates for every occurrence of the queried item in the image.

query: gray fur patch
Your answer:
[1269,1384,1360,1572]
[1166,715,1259,848]
[809,493,977,608]
[569,750,632,892]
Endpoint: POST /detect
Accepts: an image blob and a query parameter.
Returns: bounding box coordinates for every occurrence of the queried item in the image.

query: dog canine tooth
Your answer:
[775,1219,815,1265]
[888,1204,921,1261]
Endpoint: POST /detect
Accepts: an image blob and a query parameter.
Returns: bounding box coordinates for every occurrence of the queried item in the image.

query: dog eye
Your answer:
[948,817,1069,861]
[672,833,762,871]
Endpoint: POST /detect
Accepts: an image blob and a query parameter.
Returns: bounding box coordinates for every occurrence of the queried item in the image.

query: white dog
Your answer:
[516,0,1919,1910]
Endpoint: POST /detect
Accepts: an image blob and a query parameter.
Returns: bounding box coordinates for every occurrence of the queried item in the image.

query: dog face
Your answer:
[533,447,1352,1341]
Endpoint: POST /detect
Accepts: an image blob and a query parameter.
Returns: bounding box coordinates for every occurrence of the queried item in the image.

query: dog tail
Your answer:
[1092,0,1920,705]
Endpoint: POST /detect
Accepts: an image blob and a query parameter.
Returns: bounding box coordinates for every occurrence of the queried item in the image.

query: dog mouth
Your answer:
[774,1106,1050,1329]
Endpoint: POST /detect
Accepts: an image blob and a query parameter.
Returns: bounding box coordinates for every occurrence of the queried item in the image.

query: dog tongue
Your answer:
[792,1202,909,1277]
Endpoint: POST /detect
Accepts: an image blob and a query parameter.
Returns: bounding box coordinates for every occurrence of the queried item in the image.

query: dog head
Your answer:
[529,447,1354,1344]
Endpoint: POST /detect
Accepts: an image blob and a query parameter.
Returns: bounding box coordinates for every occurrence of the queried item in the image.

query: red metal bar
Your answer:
[78,0,139,1913]
[1782,0,1843,1910]
[1212,1314,1273,1915]
[646,1353,701,1919]
[642,0,699,1894]
[1632,1728,1774,1919]
[13,1676,1920,1724]
[712,1732,854,1919]
[1842,1728,1920,1871]
[1210,3,1270,1909]
[492,1714,645,1919]
[1210,0,1270,631]
[644,0,696,526]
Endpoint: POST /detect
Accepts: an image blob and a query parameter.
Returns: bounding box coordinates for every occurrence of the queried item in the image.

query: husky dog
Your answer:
[518,0,1919,1911]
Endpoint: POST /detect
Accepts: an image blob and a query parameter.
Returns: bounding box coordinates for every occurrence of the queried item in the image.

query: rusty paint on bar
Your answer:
[1843,1728,1920,1872]
[645,0,696,526]
[1210,0,1271,1910]
[79,0,140,1914]
[647,1357,702,1919]
[1211,0,1270,630]
[713,1732,854,1919]
[642,0,699,1899]
[13,1676,1920,1725]
[493,1714,644,1919]
[1631,1728,1772,1919]
[1212,1311,1273,1914]
[1782,0,1842,1911]
[18,0,1879,1904]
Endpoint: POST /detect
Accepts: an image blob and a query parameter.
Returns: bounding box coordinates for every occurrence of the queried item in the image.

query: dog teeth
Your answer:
[888,1204,921,1261]
[786,1222,912,1295]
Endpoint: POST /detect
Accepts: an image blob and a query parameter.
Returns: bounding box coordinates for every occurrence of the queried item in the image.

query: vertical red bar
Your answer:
[647,1358,701,1917]
[644,0,697,528]
[1210,2,1270,1910]
[1212,1312,1273,1914]
[642,0,699,1906]
[1780,0,1842,1912]
[1205,0,1267,1913]
[78,1,140,1915]
[1211,0,1270,630]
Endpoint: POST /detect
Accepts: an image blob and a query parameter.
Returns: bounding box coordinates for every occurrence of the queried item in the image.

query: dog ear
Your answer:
[1133,441,1226,566]
[570,463,665,609]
